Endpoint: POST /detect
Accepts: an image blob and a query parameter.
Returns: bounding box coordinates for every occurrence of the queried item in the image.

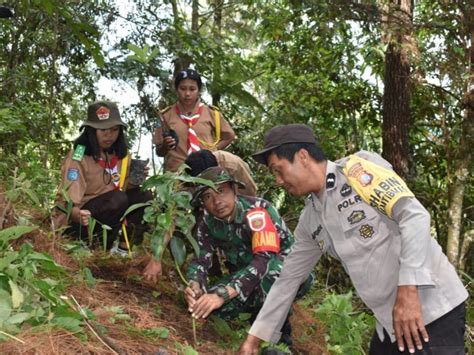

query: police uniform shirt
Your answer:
[153,101,235,172]
[249,151,468,344]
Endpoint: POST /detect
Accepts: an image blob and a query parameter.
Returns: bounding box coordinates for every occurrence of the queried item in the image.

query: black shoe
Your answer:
[279,318,293,347]
[261,347,290,355]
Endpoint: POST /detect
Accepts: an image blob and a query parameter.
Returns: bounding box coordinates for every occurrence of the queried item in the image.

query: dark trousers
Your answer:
[68,188,152,249]
[369,302,466,355]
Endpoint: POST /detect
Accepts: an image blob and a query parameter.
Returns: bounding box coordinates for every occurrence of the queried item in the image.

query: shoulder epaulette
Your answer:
[72,144,85,161]
[160,105,173,115]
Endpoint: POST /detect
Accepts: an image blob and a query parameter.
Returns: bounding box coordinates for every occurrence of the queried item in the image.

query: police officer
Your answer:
[239,124,468,355]
[184,167,311,344]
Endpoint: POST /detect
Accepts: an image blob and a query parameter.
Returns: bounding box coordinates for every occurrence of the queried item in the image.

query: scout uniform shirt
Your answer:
[186,195,294,304]
[249,151,468,343]
[153,101,235,172]
[54,147,131,227]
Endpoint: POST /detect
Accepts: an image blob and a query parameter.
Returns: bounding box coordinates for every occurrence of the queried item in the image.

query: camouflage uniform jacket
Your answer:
[186,195,294,303]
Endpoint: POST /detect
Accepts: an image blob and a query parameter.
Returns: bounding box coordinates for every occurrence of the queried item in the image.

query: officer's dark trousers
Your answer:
[67,188,152,249]
[369,302,466,355]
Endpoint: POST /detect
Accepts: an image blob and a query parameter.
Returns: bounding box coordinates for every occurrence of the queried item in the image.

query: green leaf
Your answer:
[0,289,12,323]
[8,281,24,308]
[0,226,37,246]
[184,233,200,258]
[170,237,186,266]
[0,252,19,271]
[6,312,30,325]
[121,202,151,220]
[53,317,83,333]
[83,267,96,288]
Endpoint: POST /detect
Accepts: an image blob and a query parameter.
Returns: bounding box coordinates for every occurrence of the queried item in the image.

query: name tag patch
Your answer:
[67,168,79,181]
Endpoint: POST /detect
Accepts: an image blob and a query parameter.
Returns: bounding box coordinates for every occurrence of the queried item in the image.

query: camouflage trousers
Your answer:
[209,258,314,320]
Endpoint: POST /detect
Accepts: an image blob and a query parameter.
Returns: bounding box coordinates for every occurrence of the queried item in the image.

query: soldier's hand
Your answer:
[190,293,224,319]
[184,281,203,309]
[393,285,429,353]
[143,258,162,283]
[79,209,91,226]
[238,335,261,355]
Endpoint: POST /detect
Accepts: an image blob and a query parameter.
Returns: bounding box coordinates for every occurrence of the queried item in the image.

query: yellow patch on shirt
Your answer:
[343,155,414,218]
[247,208,280,254]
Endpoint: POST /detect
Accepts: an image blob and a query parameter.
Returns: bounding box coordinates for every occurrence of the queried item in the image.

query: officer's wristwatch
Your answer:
[214,286,230,303]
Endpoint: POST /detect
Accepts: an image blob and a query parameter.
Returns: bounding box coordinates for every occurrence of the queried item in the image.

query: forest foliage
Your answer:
[0,0,472,352]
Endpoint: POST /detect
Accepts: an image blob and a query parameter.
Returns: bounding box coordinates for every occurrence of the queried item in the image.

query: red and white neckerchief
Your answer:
[98,155,120,190]
[176,102,204,155]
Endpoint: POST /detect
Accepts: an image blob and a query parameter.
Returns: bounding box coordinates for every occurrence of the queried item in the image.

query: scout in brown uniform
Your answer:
[153,69,235,172]
[54,101,152,255]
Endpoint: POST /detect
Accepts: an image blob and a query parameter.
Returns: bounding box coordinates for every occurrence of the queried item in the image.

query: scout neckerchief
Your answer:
[176,102,204,154]
[98,155,120,190]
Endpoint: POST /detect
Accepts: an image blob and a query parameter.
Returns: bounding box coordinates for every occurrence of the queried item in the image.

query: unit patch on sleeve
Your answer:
[343,155,415,218]
[359,224,375,239]
[247,208,280,254]
[67,168,79,181]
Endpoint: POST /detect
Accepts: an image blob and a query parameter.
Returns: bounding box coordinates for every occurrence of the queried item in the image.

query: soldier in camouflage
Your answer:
[184,166,309,327]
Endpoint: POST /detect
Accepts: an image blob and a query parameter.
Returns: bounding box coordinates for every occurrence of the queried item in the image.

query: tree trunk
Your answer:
[446,6,474,267]
[211,0,223,106]
[381,0,413,179]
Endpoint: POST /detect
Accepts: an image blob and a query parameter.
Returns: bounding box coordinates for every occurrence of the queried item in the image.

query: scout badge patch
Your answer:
[247,207,280,254]
[343,155,414,218]
[67,168,79,181]
[72,145,85,161]
[96,106,110,120]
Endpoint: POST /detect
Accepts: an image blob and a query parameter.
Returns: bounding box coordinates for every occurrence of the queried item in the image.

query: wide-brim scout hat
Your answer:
[252,124,318,165]
[81,101,127,130]
[191,166,245,207]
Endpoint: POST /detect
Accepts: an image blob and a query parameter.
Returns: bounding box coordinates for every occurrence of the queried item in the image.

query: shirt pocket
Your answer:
[340,205,380,245]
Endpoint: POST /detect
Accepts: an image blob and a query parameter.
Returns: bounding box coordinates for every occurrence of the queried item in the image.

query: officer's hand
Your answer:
[79,210,91,226]
[238,335,261,355]
[184,281,203,309]
[143,258,162,283]
[393,285,429,353]
[163,136,177,150]
[190,293,224,319]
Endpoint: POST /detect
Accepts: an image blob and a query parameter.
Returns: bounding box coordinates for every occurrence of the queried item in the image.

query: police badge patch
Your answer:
[348,210,366,225]
[359,224,375,239]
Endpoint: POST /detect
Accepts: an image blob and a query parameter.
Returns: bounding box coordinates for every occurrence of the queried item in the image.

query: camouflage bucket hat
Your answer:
[81,101,127,130]
[191,166,245,207]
